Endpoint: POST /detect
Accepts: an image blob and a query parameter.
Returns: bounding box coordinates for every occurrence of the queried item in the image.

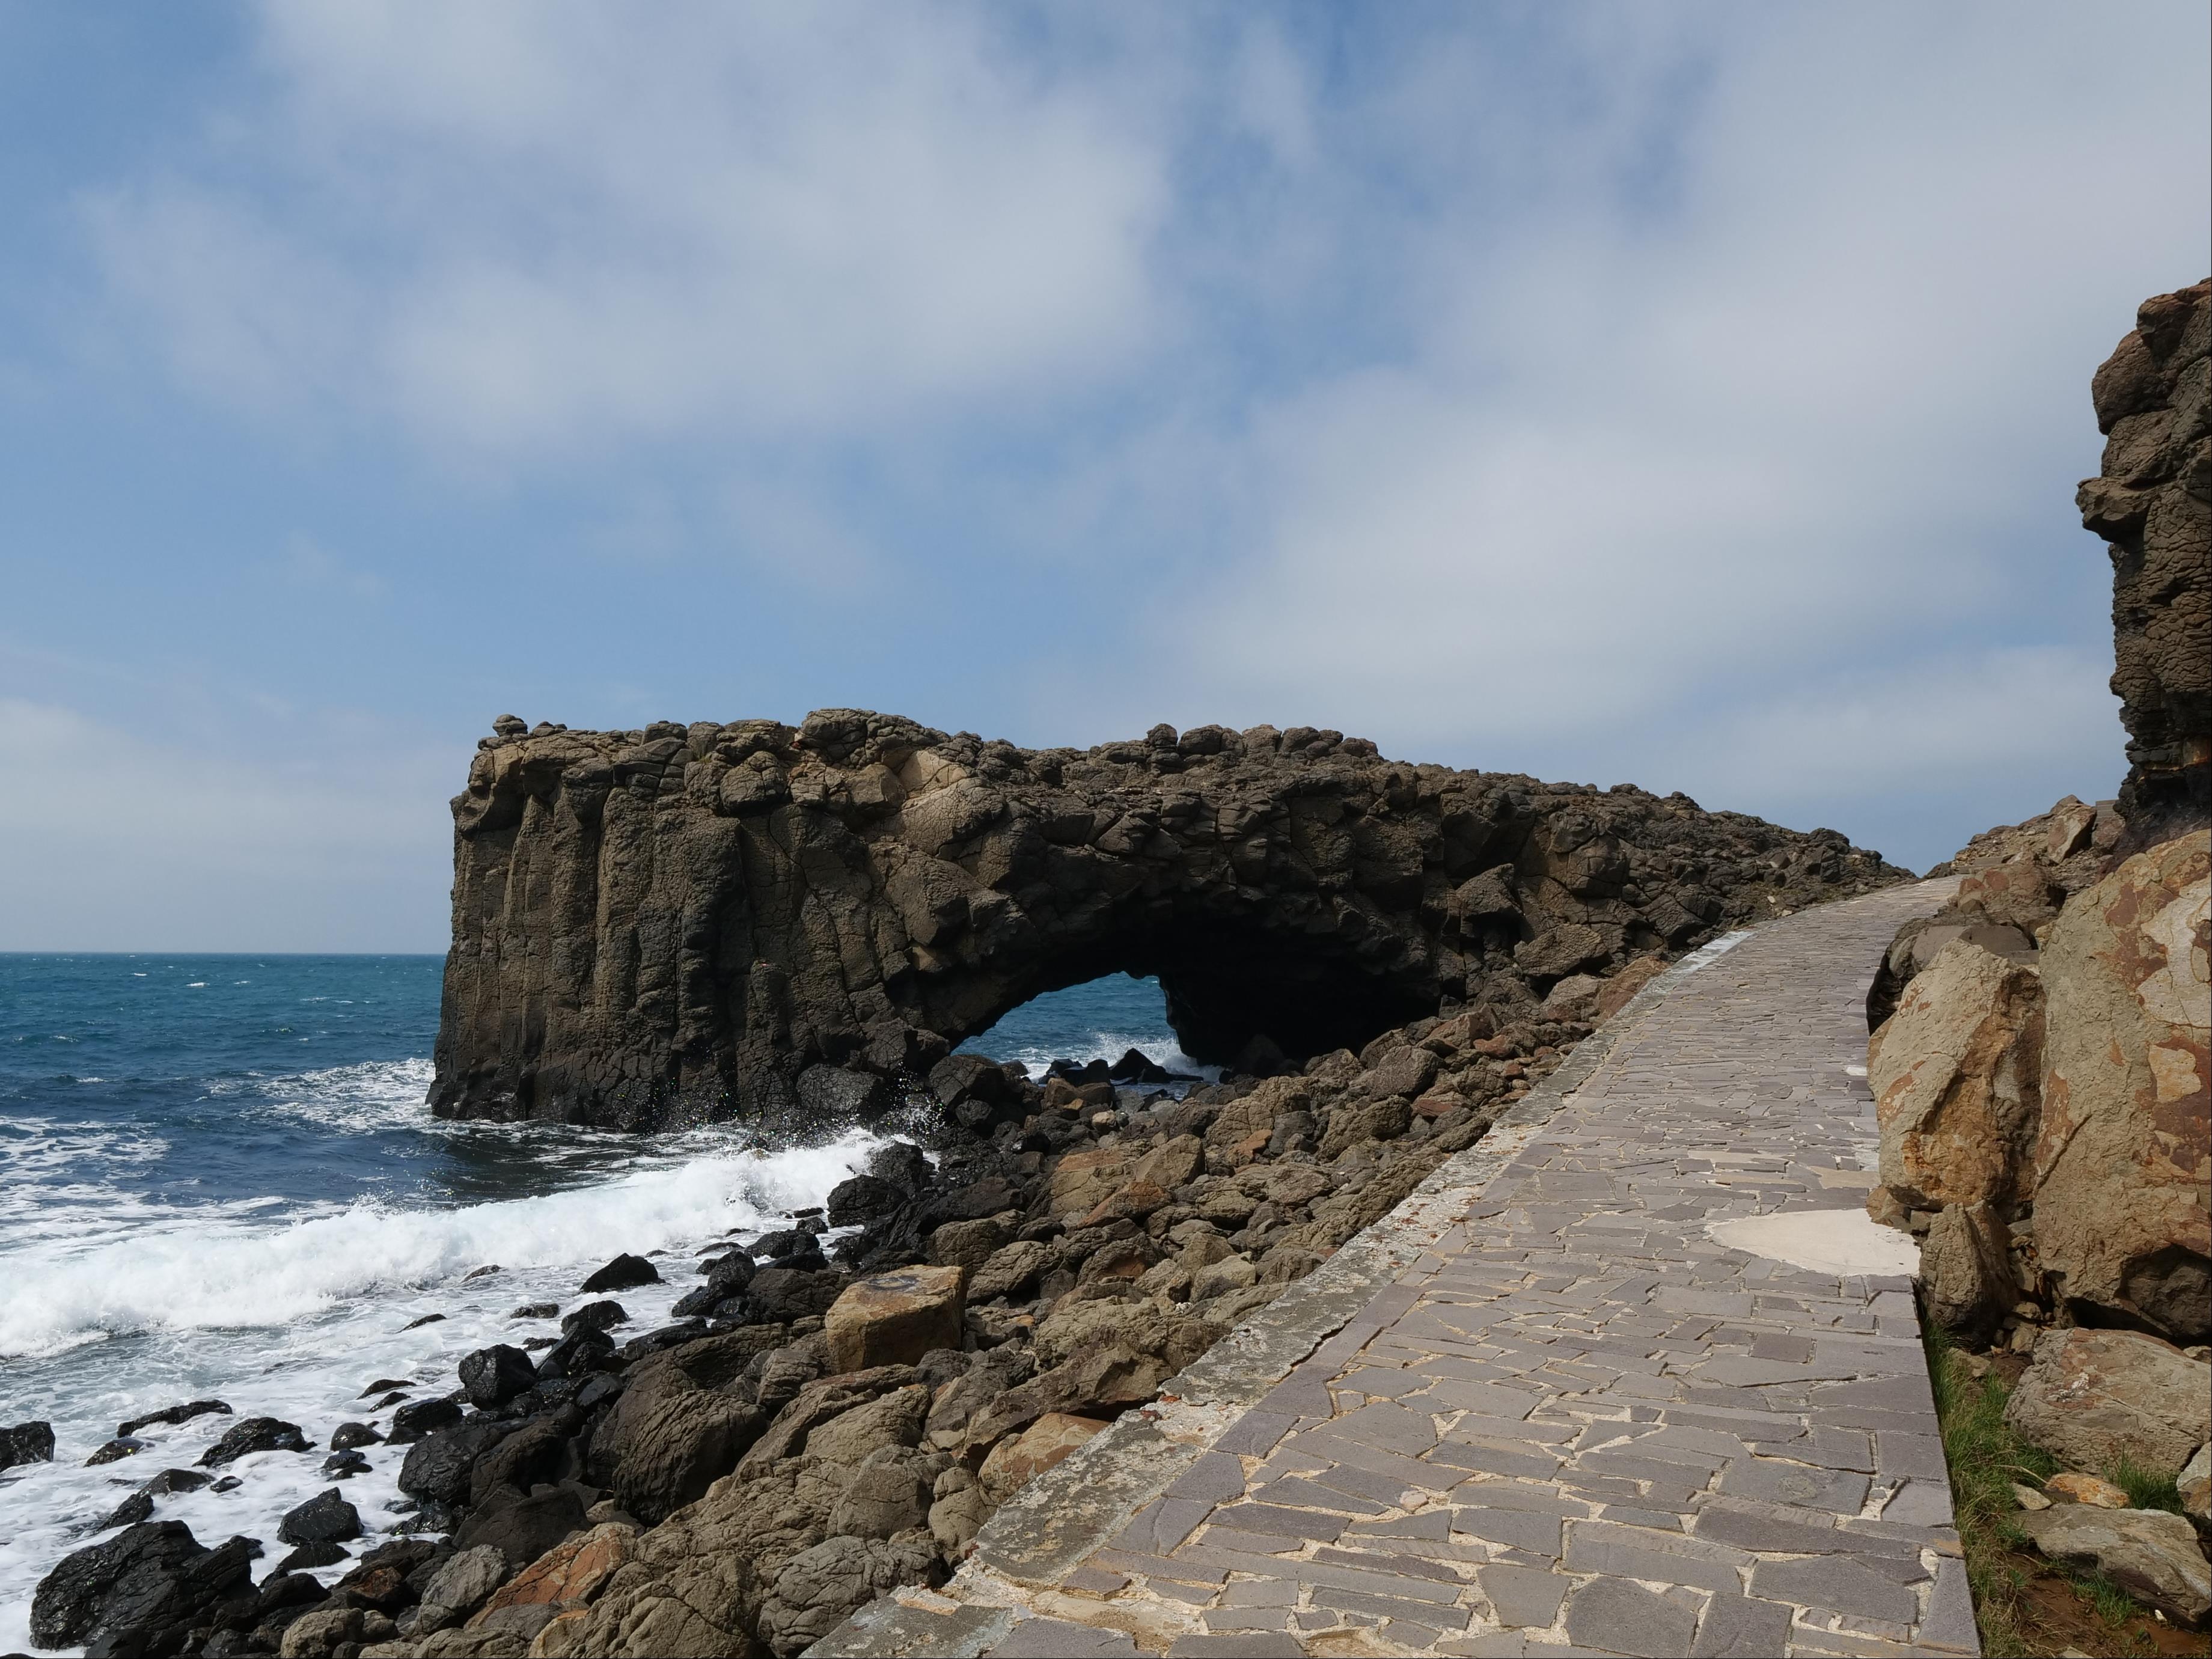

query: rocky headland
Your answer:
[1860,278,2211,1629]
[430,710,1907,1129]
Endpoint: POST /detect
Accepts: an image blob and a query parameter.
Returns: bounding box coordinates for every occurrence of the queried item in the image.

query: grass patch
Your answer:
[1922,1319,2207,1658]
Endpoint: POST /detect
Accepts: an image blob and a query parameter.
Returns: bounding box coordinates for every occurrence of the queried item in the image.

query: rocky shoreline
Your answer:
[6,962,1685,1659]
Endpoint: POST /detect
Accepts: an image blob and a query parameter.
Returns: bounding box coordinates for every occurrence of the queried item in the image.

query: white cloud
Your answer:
[86,1,1169,459]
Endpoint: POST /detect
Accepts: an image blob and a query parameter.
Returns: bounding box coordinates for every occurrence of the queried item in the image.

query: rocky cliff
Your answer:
[2080,277,2212,851]
[432,713,1908,1129]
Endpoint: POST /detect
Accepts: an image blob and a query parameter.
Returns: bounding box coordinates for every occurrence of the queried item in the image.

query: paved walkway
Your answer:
[834,881,1974,1658]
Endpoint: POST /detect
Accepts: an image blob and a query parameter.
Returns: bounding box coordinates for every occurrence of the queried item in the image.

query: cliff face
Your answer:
[2080,277,2212,851]
[432,710,1910,1129]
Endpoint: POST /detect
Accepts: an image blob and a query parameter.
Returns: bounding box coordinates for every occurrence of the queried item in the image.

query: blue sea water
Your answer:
[0,953,1181,1652]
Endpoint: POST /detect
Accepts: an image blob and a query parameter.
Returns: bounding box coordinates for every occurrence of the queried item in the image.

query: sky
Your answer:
[1,3,2205,952]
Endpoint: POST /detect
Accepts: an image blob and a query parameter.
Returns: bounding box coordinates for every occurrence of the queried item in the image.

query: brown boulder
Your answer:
[967,1239,1051,1303]
[2033,835,2211,1339]
[2014,1505,2211,1627]
[1596,954,1669,1021]
[825,1266,965,1373]
[924,1218,1007,1270]
[1132,1134,1204,1191]
[1869,938,2044,1214]
[2004,1327,2211,1480]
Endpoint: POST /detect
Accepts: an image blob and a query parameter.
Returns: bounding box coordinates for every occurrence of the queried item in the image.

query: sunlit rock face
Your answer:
[431,709,1908,1129]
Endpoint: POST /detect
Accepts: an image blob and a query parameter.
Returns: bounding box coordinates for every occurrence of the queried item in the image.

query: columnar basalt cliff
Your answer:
[432,712,1908,1128]
[2080,276,2212,851]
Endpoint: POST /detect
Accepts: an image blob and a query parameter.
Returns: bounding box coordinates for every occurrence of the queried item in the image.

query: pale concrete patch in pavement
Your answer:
[1708,1206,1920,1277]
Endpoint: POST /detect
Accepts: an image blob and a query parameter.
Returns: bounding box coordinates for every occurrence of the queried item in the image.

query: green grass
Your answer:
[1921,1321,2191,1657]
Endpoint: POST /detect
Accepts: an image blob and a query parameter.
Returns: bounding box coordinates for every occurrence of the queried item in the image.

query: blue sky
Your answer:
[1,3,2205,951]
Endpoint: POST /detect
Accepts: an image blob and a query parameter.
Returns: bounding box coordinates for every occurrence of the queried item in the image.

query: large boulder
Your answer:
[756,1535,938,1658]
[824,1265,965,1372]
[0,1420,54,1471]
[2015,1505,2211,1627]
[2033,834,2211,1339]
[29,1521,255,1651]
[2004,1327,2211,1480]
[1868,938,2044,1215]
[977,1412,1105,1505]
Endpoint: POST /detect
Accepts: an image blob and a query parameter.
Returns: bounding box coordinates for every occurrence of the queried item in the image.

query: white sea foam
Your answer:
[236,1056,438,1134]
[988,1029,1212,1078]
[0,1127,883,1654]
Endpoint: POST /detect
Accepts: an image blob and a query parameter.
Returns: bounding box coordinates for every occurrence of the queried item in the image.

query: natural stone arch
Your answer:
[430,709,1908,1129]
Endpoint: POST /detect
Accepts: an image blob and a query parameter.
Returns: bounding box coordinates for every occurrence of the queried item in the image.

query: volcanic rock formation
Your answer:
[432,713,1907,1129]
[2080,276,2212,851]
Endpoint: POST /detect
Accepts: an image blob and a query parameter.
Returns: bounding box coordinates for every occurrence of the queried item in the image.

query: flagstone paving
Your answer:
[826,879,1973,1658]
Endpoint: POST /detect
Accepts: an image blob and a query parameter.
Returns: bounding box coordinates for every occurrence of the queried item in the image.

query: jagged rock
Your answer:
[2077,278,2211,851]
[458,1345,538,1409]
[578,1254,659,1294]
[1191,1253,1258,1303]
[2178,1443,2210,1520]
[928,1467,994,1558]
[976,1411,1105,1505]
[803,1385,932,1467]
[736,1368,920,1477]
[825,1265,965,1372]
[279,1488,362,1546]
[559,1299,629,1337]
[2015,1505,2211,1626]
[400,1420,517,1511]
[388,1399,465,1443]
[431,712,1907,1128]
[746,1266,846,1324]
[118,1399,232,1438]
[1868,939,2044,1214]
[2034,834,2211,1340]
[30,1521,255,1651]
[756,1535,938,1658]
[925,1217,1007,1269]
[968,1239,1051,1302]
[0,1420,55,1471]
[455,1486,590,1566]
[2044,1471,2130,1508]
[278,1604,362,1658]
[2004,1327,2211,1479]
[198,1415,311,1467]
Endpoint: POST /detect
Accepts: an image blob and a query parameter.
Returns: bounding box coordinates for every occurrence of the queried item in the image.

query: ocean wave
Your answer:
[0,1130,881,1360]
[988,1029,1211,1077]
[239,1055,438,1133]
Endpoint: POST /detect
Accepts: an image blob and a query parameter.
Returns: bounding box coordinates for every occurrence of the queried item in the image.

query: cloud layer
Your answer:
[4,3,2205,945]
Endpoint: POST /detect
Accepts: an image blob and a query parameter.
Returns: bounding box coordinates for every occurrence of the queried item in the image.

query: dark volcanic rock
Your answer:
[459,1343,539,1407]
[580,1253,660,1293]
[118,1399,233,1438]
[560,1299,631,1338]
[278,1488,362,1546]
[2079,276,2212,851]
[1,1419,55,1470]
[197,1416,310,1467]
[399,1419,515,1511]
[30,1521,254,1651]
[329,1421,382,1451]
[430,710,1910,1128]
[387,1399,465,1444]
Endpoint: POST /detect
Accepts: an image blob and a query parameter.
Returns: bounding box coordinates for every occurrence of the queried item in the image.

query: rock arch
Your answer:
[430,709,1908,1128]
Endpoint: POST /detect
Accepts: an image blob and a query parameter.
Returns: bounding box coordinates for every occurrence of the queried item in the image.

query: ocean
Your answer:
[0,953,1193,1653]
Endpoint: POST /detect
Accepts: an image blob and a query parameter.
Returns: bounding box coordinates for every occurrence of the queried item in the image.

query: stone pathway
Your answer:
[826,880,1976,1658]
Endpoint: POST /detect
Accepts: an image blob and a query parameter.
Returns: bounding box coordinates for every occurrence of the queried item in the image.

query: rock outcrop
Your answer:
[2079,278,2212,853]
[2033,833,2211,1342]
[433,712,1907,1128]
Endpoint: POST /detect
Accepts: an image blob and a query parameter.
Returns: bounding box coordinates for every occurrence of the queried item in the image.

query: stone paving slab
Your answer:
[817,881,1972,1658]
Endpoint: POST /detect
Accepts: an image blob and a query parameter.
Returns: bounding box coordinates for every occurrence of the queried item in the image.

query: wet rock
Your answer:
[977,1411,1105,1505]
[827,1175,908,1229]
[756,1535,938,1658]
[459,1344,539,1408]
[145,1467,213,1495]
[0,1419,55,1470]
[399,1419,516,1511]
[30,1520,255,1651]
[558,1300,629,1338]
[798,1062,893,1120]
[322,1447,371,1477]
[275,1541,350,1573]
[2005,1327,2211,1479]
[578,1253,659,1294]
[510,1301,558,1319]
[330,1422,382,1451]
[198,1416,311,1467]
[1868,939,2045,1214]
[2015,1504,2211,1626]
[535,1327,618,1381]
[2034,834,2211,1340]
[670,1250,756,1318]
[97,1490,154,1529]
[85,1435,147,1465]
[388,1399,466,1444]
[358,1377,411,1398]
[118,1399,233,1438]
[280,1488,363,1546]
